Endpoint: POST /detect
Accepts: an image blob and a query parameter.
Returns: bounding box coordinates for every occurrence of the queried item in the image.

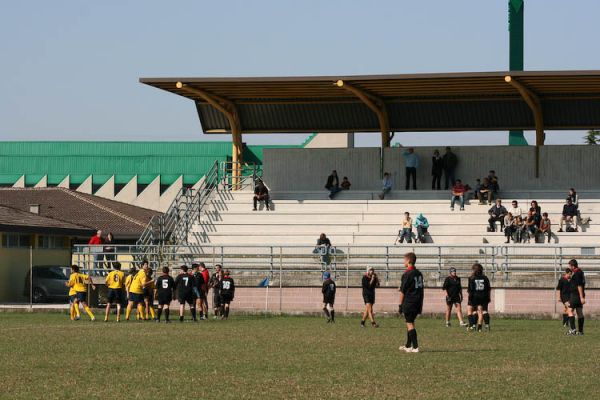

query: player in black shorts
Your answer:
[360,266,380,328]
[192,263,206,321]
[556,268,572,327]
[442,267,466,328]
[155,267,175,323]
[174,265,197,322]
[399,252,424,353]
[219,270,235,319]
[321,271,336,323]
[143,269,156,321]
[209,264,223,318]
[467,263,491,332]
[566,259,586,335]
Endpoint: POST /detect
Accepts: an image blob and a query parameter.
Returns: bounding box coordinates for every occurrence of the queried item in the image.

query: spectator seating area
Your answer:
[191,190,598,246]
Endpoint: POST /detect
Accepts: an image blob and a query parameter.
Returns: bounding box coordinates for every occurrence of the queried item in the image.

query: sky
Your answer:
[0,0,599,147]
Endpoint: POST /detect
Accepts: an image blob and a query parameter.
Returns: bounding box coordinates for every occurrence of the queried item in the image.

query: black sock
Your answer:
[562,314,568,325]
[191,307,197,320]
[569,316,576,330]
[468,314,475,327]
[165,309,170,321]
[477,324,482,331]
[360,319,365,325]
[179,315,184,322]
[483,312,490,325]
[323,307,330,319]
[157,308,162,321]
[408,329,418,349]
[225,307,230,318]
[578,317,584,333]
[405,331,411,348]
[330,310,335,322]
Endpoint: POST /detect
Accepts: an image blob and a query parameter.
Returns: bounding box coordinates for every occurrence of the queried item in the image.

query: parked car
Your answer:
[23,265,70,303]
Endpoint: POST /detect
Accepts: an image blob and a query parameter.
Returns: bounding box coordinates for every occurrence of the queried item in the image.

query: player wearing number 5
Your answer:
[104,262,125,322]
[467,263,491,332]
[155,267,175,323]
[398,252,424,353]
[219,270,235,320]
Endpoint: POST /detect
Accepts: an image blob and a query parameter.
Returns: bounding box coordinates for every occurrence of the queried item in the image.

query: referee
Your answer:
[566,259,586,335]
[399,252,424,353]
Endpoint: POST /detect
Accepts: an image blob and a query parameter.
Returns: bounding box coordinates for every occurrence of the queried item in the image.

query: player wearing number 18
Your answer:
[219,270,235,320]
[104,262,125,322]
[155,267,175,323]
[398,252,424,353]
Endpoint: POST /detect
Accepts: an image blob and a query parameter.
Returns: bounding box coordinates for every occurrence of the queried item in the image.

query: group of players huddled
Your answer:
[68,252,587,352]
[66,261,235,323]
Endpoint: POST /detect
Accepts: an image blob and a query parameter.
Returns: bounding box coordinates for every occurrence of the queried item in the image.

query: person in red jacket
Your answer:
[88,230,104,272]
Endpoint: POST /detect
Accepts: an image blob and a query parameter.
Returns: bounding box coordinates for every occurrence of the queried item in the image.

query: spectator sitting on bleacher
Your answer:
[487,170,500,194]
[525,210,538,243]
[341,177,351,190]
[325,170,341,200]
[508,200,523,218]
[414,213,429,243]
[487,199,507,232]
[450,179,466,211]
[253,180,270,211]
[397,212,413,244]
[559,197,578,232]
[530,200,541,216]
[378,172,393,200]
[313,233,332,265]
[568,188,591,225]
[504,212,514,243]
[477,178,493,205]
[514,215,526,243]
[540,212,552,243]
[472,179,481,200]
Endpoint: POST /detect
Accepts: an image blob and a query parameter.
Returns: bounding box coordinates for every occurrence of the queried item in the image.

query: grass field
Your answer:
[1,313,599,400]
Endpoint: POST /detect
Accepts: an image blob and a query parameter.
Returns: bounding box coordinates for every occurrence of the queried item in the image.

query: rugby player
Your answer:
[155,267,175,323]
[219,270,235,320]
[66,265,96,321]
[566,259,586,335]
[104,261,125,322]
[360,266,380,328]
[174,265,197,322]
[442,267,466,327]
[556,268,572,327]
[467,263,491,332]
[398,252,424,353]
[321,271,336,323]
[125,262,150,321]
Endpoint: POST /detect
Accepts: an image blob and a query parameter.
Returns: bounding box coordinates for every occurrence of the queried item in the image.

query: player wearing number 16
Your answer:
[398,252,424,353]
[467,263,491,332]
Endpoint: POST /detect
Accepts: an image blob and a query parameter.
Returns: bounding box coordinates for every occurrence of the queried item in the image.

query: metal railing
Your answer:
[73,244,600,285]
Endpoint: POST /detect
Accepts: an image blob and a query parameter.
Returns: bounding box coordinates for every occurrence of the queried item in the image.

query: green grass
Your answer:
[1,313,599,400]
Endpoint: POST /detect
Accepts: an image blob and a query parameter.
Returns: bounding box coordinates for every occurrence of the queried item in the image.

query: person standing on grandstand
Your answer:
[360,267,380,328]
[321,271,336,323]
[566,259,586,335]
[125,262,150,321]
[209,264,223,318]
[192,264,206,320]
[144,269,156,320]
[66,265,96,321]
[398,252,424,353]
[200,263,210,319]
[219,270,235,320]
[442,267,466,327]
[467,263,491,332]
[556,268,572,327]
[325,170,341,199]
[175,265,197,322]
[155,267,175,323]
[104,261,125,322]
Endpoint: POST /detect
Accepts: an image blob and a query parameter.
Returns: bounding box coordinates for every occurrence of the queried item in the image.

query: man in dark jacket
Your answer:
[442,147,458,190]
[559,198,578,232]
[253,180,270,211]
[325,170,341,199]
[488,199,507,232]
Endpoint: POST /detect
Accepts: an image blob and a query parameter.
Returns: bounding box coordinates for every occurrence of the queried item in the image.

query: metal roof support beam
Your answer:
[176,82,243,189]
[505,75,545,177]
[334,80,391,148]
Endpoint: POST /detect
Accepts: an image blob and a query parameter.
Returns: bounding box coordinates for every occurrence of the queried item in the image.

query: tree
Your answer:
[584,129,600,145]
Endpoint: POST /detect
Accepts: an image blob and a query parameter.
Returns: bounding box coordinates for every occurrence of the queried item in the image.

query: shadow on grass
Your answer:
[424,348,500,353]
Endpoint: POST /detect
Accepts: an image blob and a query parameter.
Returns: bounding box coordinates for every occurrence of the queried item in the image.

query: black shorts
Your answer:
[178,292,195,305]
[129,293,144,303]
[75,292,87,302]
[213,291,221,307]
[471,297,488,308]
[107,288,123,304]
[404,311,419,323]
[69,294,77,303]
[446,296,462,306]
[362,293,375,305]
[569,295,583,309]
[323,296,335,305]
[157,293,172,306]
[560,296,570,305]
[220,294,233,305]
[194,288,206,300]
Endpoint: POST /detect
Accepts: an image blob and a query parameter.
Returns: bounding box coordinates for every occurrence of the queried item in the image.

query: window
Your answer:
[2,234,31,248]
[37,236,67,249]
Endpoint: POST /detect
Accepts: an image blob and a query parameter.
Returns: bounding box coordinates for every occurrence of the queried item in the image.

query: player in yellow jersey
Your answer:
[68,284,79,320]
[125,261,152,321]
[66,265,96,321]
[104,262,125,322]
[143,269,156,321]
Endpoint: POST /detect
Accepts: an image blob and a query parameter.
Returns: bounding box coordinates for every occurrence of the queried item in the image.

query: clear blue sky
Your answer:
[1,0,599,147]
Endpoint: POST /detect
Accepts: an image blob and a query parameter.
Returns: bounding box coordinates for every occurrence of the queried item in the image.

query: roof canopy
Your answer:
[140,70,600,134]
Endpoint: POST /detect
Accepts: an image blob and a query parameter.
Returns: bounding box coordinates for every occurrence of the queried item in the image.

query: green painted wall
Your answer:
[0,141,298,186]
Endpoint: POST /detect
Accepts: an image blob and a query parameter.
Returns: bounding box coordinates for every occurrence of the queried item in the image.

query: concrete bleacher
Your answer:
[191,189,599,247]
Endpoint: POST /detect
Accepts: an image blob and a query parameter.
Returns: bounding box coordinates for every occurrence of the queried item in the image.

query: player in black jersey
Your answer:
[467,263,491,332]
[442,267,466,328]
[556,268,572,327]
[192,263,206,321]
[219,270,235,319]
[174,265,197,322]
[209,264,223,318]
[566,259,586,335]
[155,267,175,323]
[399,252,424,353]
[321,271,336,323]
[360,266,380,328]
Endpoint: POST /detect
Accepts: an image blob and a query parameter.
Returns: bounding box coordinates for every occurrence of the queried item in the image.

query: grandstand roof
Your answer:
[140,70,600,134]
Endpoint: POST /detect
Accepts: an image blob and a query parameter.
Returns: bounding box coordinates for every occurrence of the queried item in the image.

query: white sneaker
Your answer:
[460,322,468,327]
[409,347,420,353]
[398,345,409,352]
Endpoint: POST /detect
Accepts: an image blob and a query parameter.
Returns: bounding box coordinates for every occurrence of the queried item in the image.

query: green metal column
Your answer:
[508,0,528,145]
